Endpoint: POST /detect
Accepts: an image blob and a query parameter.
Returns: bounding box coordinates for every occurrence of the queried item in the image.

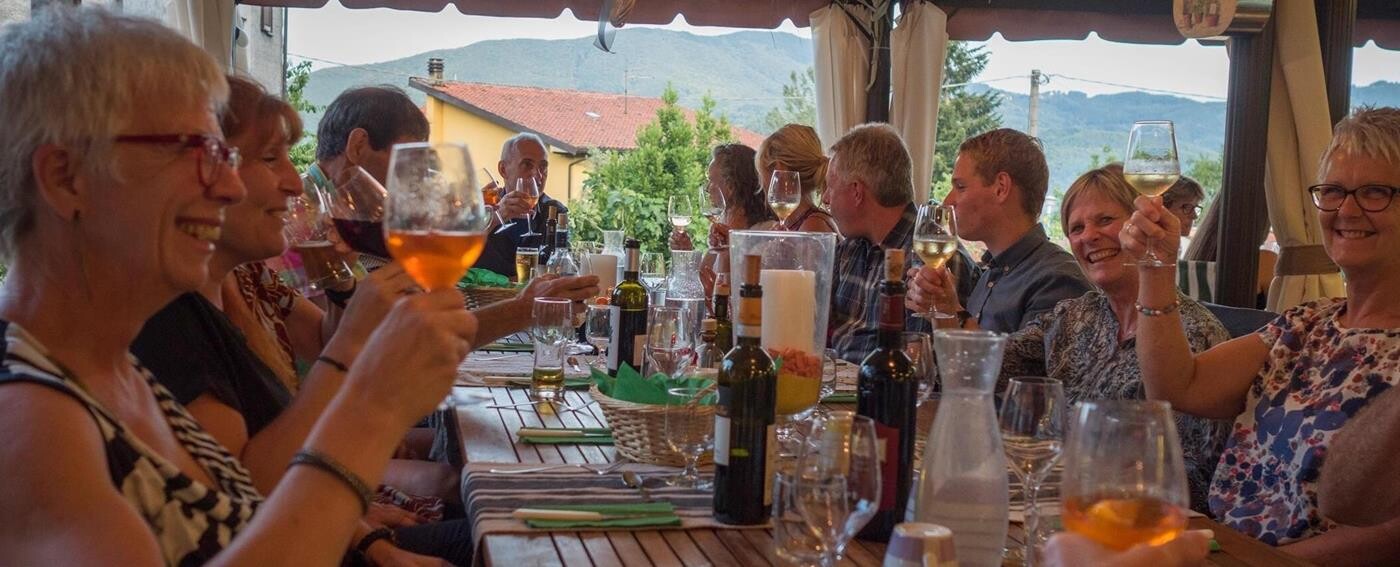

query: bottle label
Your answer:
[874,421,900,510]
[714,414,731,466]
[631,333,645,369]
[607,306,622,371]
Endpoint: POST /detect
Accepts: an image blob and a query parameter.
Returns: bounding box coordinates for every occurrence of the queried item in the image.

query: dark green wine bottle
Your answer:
[712,273,733,355]
[713,255,777,525]
[856,248,918,542]
[607,238,649,376]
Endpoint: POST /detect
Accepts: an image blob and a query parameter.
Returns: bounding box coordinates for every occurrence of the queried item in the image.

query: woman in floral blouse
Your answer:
[1124,107,1400,563]
[999,165,1231,512]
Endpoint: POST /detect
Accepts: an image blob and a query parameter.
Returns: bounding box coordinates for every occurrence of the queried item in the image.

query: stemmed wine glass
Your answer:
[794,411,881,567]
[640,252,667,304]
[999,377,1066,566]
[1122,121,1181,267]
[284,189,354,293]
[663,376,715,490]
[514,176,543,238]
[383,142,490,409]
[1062,400,1189,551]
[702,181,729,251]
[911,203,958,319]
[324,165,391,258]
[901,332,937,404]
[668,195,694,237]
[645,305,694,381]
[768,170,802,230]
[584,304,612,371]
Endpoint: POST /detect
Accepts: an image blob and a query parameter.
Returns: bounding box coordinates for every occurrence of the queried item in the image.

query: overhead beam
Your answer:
[1215,21,1275,308]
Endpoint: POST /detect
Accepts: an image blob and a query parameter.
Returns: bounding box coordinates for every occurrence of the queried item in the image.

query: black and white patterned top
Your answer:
[999,290,1232,513]
[0,321,262,565]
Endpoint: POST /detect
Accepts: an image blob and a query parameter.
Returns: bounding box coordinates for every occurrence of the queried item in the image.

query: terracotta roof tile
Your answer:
[410,78,766,152]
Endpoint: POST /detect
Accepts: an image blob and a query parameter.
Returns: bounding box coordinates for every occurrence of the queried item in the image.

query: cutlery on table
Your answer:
[516,427,612,438]
[488,461,628,475]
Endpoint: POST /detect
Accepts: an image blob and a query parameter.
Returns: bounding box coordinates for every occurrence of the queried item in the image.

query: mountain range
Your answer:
[301,28,1400,192]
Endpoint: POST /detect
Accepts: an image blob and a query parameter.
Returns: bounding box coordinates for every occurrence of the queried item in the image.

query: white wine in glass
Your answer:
[911,203,958,319]
[768,169,802,229]
[669,195,694,230]
[1123,121,1181,266]
[701,180,726,220]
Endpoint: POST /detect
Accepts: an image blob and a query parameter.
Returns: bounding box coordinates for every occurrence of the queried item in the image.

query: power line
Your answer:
[1047,73,1227,100]
[289,53,420,82]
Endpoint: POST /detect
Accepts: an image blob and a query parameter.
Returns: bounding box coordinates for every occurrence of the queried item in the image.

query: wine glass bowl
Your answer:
[669,195,695,232]
[284,189,354,292]
[383,142,490,291]
[663,380,716,490]
[1123,120,1181,267]
[645,306,694,382]
[768,170,802,229]
[515,176,543,237]
[911,203,958,319]
[794,411,881,567]
[324,165,391,258]
[1061,400,1189,551]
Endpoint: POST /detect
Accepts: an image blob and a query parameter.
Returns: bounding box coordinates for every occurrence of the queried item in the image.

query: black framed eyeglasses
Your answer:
[1307,183,1399,213]
[113,134,241,188]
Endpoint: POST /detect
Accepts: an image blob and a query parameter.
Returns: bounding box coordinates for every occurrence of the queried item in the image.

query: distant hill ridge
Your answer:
[302,28,1400,191]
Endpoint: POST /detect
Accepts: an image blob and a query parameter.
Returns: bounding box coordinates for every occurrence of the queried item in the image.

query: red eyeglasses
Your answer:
[114,134,242,188]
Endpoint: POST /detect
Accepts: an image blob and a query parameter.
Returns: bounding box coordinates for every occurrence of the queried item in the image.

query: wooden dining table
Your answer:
[447,355,1312,567]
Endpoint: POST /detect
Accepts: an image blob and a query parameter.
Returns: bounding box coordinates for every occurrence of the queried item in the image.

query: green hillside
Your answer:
[302,29,1400,194]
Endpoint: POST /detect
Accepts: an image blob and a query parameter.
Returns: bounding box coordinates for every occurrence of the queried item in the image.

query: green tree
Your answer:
[930,42,1003,201]
[1186,152,1223,204]
[763,67,817,132]
[570,85,736,255]
[286,60,319,172]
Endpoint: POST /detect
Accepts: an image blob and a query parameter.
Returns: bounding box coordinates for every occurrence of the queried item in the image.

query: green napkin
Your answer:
[524,502,680,529]
[458,268,515,289]
[821,393,858,403]
[477,342,534,353]
[591,364,715,405]
[520,436,615,445]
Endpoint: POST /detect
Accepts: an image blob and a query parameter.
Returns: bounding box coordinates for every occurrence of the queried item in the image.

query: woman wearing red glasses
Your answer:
[1123,106,1400,563]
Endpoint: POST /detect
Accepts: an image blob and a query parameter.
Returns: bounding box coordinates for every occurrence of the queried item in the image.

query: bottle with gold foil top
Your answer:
[713,255,777,525]
[857,248,918,542]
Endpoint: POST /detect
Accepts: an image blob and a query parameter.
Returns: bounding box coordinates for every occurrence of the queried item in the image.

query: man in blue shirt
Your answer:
[906,128,1090,334]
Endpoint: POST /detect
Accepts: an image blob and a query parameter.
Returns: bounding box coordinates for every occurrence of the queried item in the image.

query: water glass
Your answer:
[794,411,880,567]
[901,332,936,404]
[773,465,826,566]
[515,245,540,284]
[999,377,1066,566]
[530,297,573,400]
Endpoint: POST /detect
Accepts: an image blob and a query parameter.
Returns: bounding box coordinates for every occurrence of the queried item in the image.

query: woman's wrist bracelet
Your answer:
[316,354,350,373]
[1136,299,1182,317]
[289,450,373,515]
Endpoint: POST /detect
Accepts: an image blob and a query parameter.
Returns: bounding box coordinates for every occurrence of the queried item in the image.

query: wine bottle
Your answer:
[712,272,733,355]
[856,248,918,542]
[539,205,559,265]
[545,212,578,277]
[695,318,719,370]
[713,255,777,526]
[607,238,649,376]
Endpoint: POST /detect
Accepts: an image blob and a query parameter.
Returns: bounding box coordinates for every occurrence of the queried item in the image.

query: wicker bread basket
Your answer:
[590,384,714,467]
[459,286,519,310]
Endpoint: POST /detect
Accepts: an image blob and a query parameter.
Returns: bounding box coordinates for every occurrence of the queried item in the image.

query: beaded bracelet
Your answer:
[316,355,350,373]
[1135,299,1182,317]
[289,450,373,514]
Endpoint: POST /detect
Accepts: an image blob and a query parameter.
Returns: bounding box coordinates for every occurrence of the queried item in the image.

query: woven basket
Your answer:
[590,384,714,467]
[459,286,519,310]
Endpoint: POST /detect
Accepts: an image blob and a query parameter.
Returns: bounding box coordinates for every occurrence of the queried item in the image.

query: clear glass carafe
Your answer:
[913,330,1009,567]
[601,229,626,285]
[665,249,707,339]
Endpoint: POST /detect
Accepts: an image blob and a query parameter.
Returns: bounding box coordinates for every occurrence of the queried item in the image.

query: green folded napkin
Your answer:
[524,502,680,529]
[591,365,716,405]
[821,393,858,403]
[519,436,615,445]
[459,268,515,289]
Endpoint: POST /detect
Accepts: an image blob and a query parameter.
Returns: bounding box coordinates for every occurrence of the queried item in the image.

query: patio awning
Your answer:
[245,0,1400,48]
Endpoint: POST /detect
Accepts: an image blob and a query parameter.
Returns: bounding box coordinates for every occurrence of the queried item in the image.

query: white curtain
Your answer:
[1264,0,1346,311]
[891,2,947,204]
[811,4,870,148]
[164,0,239,71]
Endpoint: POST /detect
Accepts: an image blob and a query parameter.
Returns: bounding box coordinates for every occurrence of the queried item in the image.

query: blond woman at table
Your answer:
[756,123,840,233]
[1122,106,1400,564]
[0,8,475,565]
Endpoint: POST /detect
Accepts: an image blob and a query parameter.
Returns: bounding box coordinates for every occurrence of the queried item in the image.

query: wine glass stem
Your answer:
[1023,479,1040,567]
[683,453,700,484]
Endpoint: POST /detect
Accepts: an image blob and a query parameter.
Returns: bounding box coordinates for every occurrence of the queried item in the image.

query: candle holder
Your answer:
[729,230,837,454]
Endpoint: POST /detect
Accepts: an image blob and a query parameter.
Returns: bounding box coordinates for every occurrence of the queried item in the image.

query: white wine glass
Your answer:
[795,411,881,567]
[768,170,802,230]
[640,252,667,294]
[669,195,694,235]
[911,203,958,319]
[584,303,612,371]
[1123,121,1181,267]
[999,377,1066,566]
[514,176,543,238]
[663,378,715,490]
[1062,400,1189,552]
[645,305,693,382]
[901,332,936,405]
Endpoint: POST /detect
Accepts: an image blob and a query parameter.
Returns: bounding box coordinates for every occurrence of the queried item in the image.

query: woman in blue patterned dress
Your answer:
[1123,107,1400,564]
[0,8,477,565]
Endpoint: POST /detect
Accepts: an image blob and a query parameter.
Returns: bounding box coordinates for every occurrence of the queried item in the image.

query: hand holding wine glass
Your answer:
[768,170,802,230]
[1122,121,1181,267]
[514,176,543,237]
[910,203,959,319]
[669,194,694,235]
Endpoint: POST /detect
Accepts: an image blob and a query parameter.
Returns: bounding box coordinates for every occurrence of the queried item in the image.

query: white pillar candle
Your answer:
[584,254,618,291]
[760,269,817,353]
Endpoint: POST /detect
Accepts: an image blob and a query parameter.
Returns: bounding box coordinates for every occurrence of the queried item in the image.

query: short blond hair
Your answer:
[757,123,828,197]
[828,123,913,207]
[958,128,1049,219]
[1060,165,1137,235]
[1320,106,1400,180]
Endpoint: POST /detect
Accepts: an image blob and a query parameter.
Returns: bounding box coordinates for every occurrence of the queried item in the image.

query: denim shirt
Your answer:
[965,224,1091,334]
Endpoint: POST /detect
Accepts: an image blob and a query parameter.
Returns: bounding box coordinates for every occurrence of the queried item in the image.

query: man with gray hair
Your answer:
[822,123,977,362]
[476,132,566,280]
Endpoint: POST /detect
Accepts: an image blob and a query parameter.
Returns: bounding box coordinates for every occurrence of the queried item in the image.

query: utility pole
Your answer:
[1028,69,1050,137]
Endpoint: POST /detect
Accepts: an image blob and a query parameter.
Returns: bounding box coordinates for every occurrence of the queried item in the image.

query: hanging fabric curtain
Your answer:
[890,1,947,204]
[1263,0,1346,312]
[811,3,871,147]
[165,0,239,71]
